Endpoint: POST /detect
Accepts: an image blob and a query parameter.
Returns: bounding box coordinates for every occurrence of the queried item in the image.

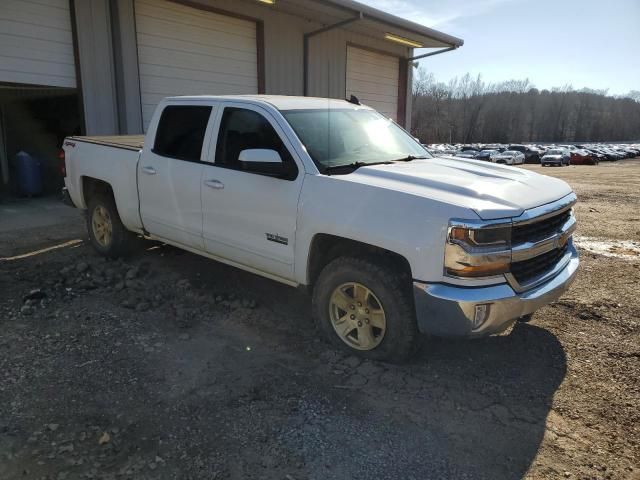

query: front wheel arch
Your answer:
[306,234,412,289]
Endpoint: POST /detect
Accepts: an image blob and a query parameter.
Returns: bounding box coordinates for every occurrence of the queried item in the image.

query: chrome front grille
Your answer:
[506,198,576,292]
[511,243,569,285]
[511,208,571,244]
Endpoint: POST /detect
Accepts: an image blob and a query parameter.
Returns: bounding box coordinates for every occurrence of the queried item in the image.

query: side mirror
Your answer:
[238,149,284,176]
[239,148,282,164]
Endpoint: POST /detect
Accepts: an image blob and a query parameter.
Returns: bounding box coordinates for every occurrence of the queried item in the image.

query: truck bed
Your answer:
[68,135,145,151]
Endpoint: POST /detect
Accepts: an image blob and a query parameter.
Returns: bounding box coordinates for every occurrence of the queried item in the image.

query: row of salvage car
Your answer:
[426,143,640,166]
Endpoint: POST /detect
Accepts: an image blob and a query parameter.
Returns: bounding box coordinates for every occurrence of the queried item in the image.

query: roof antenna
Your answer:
[347,94,360,105]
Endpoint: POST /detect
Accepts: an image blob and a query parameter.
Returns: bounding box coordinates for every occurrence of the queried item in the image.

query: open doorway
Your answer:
[0,84,82,199]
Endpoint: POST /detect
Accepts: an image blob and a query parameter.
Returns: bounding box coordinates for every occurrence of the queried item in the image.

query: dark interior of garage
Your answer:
[0,84,82,200]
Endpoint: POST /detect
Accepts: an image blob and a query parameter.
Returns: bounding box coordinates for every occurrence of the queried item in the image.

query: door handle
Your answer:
[204,179,224,190]
[142,166,156,175]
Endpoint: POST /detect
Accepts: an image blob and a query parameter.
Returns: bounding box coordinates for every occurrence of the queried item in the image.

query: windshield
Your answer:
[546,149,563,155]
[282,108,431,170]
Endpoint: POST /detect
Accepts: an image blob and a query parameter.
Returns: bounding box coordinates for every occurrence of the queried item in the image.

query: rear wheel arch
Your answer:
[82,177,137,257]
[81,176,115,208]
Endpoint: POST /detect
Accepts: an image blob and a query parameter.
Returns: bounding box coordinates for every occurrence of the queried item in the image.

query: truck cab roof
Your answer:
[163,95,374,112]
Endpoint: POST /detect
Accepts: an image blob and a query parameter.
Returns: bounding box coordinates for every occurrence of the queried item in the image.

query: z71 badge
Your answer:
[266,233,288,245]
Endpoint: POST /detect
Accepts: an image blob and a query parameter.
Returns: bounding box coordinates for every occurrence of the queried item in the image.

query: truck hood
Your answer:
[338,156,573,220]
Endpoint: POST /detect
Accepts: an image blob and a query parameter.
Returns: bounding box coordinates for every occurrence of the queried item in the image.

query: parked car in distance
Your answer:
[509,144,541,164]
[541,148,571,167]
[61,95,579,362]
[492,150,525,165]
[600,148,623,161]
[585,148,606,162]
[570,149,598,165]
[475,149,499,162]
[455,150,479,159]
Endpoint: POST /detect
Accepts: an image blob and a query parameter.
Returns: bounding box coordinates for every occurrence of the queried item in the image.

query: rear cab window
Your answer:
[153,105,212,161]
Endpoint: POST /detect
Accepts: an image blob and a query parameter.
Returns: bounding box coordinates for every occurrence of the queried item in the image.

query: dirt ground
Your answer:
[1,160,639,480]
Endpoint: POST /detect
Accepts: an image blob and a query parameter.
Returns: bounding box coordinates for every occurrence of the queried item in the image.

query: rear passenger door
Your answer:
[200,103,304,280]
[138,103,216,249]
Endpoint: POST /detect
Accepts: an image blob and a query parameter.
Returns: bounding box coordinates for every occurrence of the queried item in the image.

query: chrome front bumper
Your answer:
[413,244,579,337]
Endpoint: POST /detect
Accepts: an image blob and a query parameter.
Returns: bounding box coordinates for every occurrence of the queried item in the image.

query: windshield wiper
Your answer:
[391,155,429,162]
[323,161,393,175]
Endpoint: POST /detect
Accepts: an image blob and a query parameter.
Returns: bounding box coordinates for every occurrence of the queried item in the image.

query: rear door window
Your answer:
[153,105,212,161]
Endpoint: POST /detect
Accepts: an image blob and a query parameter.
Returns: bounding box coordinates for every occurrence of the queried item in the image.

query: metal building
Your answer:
[0,0,462,193]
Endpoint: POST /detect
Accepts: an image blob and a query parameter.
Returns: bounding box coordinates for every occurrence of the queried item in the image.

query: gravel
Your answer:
[1,160,639,479]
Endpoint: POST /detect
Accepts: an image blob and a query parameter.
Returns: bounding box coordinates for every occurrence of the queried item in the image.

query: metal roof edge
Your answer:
[315,0,464,47]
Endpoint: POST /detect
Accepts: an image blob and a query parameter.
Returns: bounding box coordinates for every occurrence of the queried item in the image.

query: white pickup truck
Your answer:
[62,95,579,362]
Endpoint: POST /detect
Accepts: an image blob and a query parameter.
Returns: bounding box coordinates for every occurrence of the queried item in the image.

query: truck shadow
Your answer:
[402,323,567,478]
[147,244,567,479]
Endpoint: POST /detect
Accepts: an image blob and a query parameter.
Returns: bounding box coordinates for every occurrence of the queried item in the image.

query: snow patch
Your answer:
[574,236,640,259]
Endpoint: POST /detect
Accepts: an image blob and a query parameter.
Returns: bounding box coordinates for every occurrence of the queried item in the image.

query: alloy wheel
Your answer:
[91,205,113,247]
[329,282,386,350]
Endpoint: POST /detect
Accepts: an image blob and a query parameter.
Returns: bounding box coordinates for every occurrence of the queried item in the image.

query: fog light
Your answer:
[473,304,491,330]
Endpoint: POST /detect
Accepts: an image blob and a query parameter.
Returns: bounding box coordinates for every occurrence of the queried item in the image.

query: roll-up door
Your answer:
[346,45,399,121]
[135,0,258,129]
[0,0,76,88]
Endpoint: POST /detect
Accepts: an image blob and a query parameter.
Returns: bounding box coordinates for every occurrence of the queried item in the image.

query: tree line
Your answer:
[411,69,640,144]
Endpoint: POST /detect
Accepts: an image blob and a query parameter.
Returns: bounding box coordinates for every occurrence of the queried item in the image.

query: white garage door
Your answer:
[135,0,258,130]
[346,46,399,121]
[0,0,76,88]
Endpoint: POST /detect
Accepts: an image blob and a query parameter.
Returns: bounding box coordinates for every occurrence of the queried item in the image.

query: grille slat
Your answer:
[510,207,573,286]
[511,244,568,284]
[511,209,571,245]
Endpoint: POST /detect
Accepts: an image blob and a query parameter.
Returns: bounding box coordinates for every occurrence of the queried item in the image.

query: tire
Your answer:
[86,193,137,258]
[312,256,419,363]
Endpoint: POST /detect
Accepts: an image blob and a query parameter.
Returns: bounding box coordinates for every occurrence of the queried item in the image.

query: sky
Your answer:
[366,0,640,95]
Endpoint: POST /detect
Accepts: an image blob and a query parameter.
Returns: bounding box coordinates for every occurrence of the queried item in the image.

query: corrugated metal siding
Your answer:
[186,0,307,96]
[73,0,119,135]
[135,0,258,129]
[78,0,414,134]
[261,12,305,95]
[307,27,406,102]
[0,0,76,88]
[346,46,399,120]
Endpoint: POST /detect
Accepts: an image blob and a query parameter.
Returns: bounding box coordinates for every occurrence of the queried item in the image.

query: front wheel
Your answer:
[87,194,137,258]
[312,257,419,363]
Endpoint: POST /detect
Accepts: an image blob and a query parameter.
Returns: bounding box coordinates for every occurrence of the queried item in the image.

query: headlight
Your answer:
[445,224,511,278]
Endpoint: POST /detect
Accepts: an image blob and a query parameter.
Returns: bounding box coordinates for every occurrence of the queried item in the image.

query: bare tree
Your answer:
[411,73,640,143]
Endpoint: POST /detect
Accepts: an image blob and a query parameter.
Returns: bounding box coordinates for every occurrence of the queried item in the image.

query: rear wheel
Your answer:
[87,194,137,258]
[312,256,419,363]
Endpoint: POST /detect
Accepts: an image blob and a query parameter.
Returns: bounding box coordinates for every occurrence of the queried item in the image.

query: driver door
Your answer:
[200,103,304,281]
